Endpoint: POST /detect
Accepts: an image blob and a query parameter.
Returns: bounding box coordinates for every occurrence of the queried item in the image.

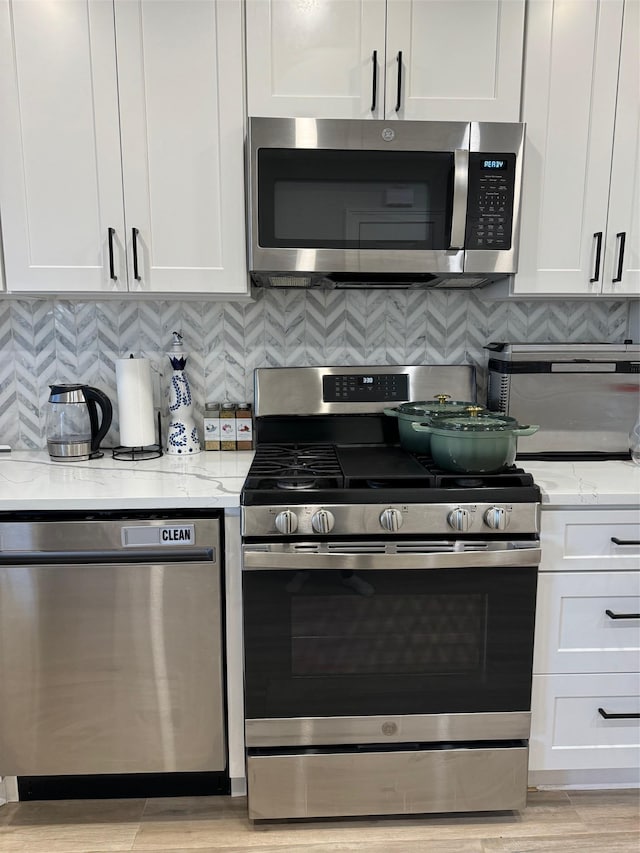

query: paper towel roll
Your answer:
[116,358,156,448]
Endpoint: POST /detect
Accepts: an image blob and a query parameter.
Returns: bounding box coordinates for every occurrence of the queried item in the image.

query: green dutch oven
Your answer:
[411,406,540,473]
[384,395,480,452]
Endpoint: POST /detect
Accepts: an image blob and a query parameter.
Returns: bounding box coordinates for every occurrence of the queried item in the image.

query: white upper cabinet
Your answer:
[602,0,639,295]
[246,0,386,119]
[245,0,525,122]
[384,0,525,122]
[0,0,247,295]
[0,0,125,293]
[514,0,639,296]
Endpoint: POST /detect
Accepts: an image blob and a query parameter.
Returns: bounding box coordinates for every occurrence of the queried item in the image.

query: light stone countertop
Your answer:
[522,459,640,507]
[0,452,637,511]
[0,450,253,511]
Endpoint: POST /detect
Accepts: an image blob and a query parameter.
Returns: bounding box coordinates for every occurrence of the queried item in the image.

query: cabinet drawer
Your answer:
[534,571,640,674]
[530,673,640,771]
[540,510,640,572]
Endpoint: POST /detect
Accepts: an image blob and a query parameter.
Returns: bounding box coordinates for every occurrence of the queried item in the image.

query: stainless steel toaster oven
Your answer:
[486,342,640,457]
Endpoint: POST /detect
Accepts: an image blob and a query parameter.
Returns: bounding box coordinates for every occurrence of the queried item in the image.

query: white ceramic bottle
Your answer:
[166,331,201,455]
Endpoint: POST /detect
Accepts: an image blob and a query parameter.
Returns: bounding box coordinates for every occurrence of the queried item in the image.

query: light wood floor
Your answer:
[0,788,638,852]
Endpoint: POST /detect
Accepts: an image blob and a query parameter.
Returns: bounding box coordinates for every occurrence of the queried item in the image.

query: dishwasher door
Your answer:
[0,513,225,776]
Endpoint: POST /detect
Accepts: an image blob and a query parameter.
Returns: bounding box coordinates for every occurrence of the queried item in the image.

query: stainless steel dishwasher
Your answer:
[0,510,225,777]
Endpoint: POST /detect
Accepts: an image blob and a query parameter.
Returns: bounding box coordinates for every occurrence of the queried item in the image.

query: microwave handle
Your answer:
[449,149,469,250]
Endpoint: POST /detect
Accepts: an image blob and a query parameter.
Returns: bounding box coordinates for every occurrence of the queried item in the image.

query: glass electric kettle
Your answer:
[46,384,113,461]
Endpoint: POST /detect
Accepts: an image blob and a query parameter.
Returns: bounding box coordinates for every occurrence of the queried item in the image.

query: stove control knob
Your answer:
[484,506,510,530]
[274,510,298,535]
[447,507,472,532]
[311,509,335,534]
[380,508,404,532]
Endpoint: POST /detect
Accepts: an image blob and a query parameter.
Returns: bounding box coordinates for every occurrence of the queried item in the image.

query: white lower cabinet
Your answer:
[530,673,640,772]
[531,508,640,780]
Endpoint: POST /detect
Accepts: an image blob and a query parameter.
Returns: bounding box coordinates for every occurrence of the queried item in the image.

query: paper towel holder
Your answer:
[112,411,163,461]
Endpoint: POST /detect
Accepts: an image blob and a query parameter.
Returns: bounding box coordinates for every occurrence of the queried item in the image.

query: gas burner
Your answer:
[452,477,484,488]
[276,479,318,491]
[276,467,323,490]
[244,443,345,492]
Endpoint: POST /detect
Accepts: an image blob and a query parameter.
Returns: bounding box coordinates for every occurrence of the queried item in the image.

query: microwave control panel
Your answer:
[464,152,516,250]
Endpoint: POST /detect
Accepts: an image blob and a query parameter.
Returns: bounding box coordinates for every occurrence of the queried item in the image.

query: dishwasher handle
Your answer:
[0,547,215,566]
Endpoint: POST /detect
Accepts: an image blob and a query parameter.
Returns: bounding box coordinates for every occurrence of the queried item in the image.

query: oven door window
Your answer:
[243,567,537,719]
[257,149,453,250]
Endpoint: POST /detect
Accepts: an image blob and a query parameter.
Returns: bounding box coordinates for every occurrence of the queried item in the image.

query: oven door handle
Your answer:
[242,546,541,571]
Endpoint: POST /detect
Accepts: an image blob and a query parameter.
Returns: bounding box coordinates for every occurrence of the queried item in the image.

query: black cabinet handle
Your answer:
[107,227,117,281]
[598,707,640,720]
[395,51,403,112]
[611,537,640,546]
[132,227,141,281]
[370,50,378,112]
[606,609,640,620]
[589,231,603,282]
[612,231,626,283]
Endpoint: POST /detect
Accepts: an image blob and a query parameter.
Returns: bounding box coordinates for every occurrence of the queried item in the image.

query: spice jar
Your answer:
[236,402,254,450]
[220,402,237,450]
[203,402,220,451]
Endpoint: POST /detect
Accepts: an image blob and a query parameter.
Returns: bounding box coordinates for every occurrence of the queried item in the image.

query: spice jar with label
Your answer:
[203,402,221,451]
[220,402,237,450]
[236,402,254,450]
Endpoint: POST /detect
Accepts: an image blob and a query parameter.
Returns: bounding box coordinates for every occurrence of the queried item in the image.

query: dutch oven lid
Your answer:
[391,395,476,417]
[428,406,522,432]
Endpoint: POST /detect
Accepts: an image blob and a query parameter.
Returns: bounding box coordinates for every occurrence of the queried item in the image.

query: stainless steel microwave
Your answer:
[247,117,525,290]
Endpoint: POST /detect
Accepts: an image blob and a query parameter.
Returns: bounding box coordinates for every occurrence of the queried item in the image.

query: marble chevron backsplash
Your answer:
[0,290,630,449]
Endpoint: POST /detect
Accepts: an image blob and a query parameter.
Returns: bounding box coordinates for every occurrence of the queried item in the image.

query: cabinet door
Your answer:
[539,509,640,573]
[602,0,639,296]
[246,0,386,119]
[115,0,247,294]
[530,672,640,771]
[385,0,524,121]
[0,0,127,292]
[514,0,624,295]
[534,571,640,675]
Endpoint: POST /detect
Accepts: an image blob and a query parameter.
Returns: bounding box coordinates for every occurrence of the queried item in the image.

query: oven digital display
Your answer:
[323,373,409,402]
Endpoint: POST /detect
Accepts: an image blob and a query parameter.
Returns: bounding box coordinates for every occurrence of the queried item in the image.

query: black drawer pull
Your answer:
[611,537,640,546]
[107,227,117,280]
[598,707,640,720]
[132,227,142,281]
[395,51,403,112]
[589,231,603,282]
[606,609,640,620]
[612,231,626,283]
[370,50,378,112]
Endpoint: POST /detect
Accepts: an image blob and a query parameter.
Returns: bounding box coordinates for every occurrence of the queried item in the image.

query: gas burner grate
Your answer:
[411,455,536,488]
[244,443,344,490]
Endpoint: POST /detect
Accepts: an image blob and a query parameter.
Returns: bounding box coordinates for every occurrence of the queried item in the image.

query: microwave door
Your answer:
[250,129,466,277]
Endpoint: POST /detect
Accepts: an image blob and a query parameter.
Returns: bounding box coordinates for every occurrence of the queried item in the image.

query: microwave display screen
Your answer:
[482,159,507,170]
[258,149,454,250]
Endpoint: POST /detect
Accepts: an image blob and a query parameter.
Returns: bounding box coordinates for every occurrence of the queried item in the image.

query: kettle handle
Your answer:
[83,387,113,453]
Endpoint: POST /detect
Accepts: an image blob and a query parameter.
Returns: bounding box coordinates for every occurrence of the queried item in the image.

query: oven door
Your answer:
[242,540,539,747]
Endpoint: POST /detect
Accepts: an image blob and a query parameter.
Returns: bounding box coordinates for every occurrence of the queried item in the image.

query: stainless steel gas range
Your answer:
[240,366,541,821]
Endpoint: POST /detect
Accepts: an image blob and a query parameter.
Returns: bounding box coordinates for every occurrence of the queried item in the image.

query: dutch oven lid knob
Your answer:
[465,406,484,418]
[434,393,451,404]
